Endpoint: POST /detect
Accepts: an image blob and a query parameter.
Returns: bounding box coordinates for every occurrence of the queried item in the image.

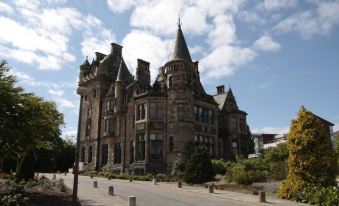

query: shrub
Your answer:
[225,163,267,185]
[184,146,215,184]
[156,173,166,181]
[269,161,287,181]
[1,194,29,206]
[278,107,337,199]
[56,178,67,192]
[212,160,227,175]
[295,186,339,206]
[171,153,186,176]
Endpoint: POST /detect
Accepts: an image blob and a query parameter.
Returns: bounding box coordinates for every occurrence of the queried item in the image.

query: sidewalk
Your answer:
[46,174,127,206]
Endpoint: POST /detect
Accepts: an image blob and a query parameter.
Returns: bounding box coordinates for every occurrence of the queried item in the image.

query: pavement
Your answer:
[45,173,309,206]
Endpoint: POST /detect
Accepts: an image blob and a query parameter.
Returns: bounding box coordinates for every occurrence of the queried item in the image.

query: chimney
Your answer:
[217,85,225,94]
[136,59,150,85]
[111,43,122,57]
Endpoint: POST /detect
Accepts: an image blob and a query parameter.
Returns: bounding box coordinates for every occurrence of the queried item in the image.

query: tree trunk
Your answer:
[16,149,35,181]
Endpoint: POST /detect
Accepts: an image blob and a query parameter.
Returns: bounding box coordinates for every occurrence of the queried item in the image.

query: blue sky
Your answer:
[1,0,338,138]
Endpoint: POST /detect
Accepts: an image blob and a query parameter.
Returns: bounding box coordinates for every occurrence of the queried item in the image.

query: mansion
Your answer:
[77,22,251,174]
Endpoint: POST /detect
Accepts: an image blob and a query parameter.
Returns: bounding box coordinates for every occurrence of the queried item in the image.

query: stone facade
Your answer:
[77,24,251,174]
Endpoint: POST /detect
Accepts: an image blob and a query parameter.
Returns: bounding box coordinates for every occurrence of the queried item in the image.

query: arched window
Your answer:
[168,76,173,89]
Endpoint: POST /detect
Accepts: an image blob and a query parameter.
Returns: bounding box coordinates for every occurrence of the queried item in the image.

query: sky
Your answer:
[0,0,338,139]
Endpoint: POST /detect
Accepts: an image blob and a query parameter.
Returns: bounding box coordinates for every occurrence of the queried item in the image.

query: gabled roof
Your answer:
[167,24,192,63]
[116,58,130,82]
[213,92,228,110]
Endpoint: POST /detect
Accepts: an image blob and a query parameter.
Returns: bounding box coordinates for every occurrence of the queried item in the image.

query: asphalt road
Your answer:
[55,174,253,206]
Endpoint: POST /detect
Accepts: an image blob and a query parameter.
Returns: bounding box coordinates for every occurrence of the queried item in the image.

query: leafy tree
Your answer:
[278,107,337,199]
[0,60,64,180]
[0,60,23,170]
[184,146,215,184]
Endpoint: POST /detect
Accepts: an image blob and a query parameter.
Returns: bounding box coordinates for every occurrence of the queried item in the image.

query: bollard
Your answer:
[53,174,56,180]
[208,184,214,193]
[93,181,98,188]
[90,174,94,179]
[108,186,114,196]
[64,172,67,176]
[108,176,111,180]
[129,177,133,182]
[152,178,157,185]
[128,196,136,206]
[178,181,182,188]
[259,191,266,202]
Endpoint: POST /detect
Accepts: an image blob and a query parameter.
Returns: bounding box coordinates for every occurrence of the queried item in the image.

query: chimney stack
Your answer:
[217,85,225,94]
[111,43,122,57]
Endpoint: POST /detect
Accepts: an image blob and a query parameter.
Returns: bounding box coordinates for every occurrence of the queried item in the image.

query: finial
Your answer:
[177,13,182,28]
[228,83,231,90]
[86,56,88,60]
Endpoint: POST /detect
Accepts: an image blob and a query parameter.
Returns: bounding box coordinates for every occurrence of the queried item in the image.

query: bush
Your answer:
[156,173,166,181]
[211,159,234,175]
[184,146,215,184]
[171,153,186,176]
[294,186,339,206]
[1,194,29,206]
[225,163,267,185]
[278,107,337,199]
[269,161,287,181]
[56,178,67,192]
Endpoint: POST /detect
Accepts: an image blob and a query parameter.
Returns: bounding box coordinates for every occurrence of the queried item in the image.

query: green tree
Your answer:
[184,146,215,184]
[278,107,337,199]
[0,60,64,180]
[0,60,23,170]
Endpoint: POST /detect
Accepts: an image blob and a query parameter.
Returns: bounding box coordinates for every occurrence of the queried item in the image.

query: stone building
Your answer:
[77,22,251,174]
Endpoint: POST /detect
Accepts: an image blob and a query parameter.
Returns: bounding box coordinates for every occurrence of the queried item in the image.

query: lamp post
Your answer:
[72,87,88,206]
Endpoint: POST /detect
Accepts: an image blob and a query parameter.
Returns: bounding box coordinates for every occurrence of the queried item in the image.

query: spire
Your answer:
[167,20,192,63]
[80,56,90,68]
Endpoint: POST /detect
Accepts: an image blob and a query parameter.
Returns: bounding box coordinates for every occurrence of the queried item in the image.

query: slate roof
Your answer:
[168,25,192,62]
[116,58,130,82]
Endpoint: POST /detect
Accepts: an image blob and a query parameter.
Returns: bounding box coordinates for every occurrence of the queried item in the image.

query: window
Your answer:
[114,143,121,164]
[211,110,215,125]
[149,102,164,120]
[240,118,246,132]
[177,104,185,120]
[104,119,108,132]
[193,106,199,121]
[232,142,237,155]
[109,118,115,134]
[229,117,237,131]
[149,133,163,160]
[101,144,108,166]
[106,100,115,112]
[88,146,93,163]
[169,136,174,153]
[80,146,85,162]
[136,104,146,120]
[136,134,145,160]
[85,105,92,136]
[93,89,96,98]
[168,76,173,88]
[130,141,134,163]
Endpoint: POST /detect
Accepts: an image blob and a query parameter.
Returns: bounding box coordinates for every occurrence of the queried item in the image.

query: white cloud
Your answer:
[200,46,256,79]
[253,35,281,52]
[48,89,64,97]
[238,10,265,25]
[122,30,172,80]
[0,2,13,13]
[208,14,236,48]
[107,0,136,13]
[273,1,339,39]
[261,0,297,11]
[252,126,290,134]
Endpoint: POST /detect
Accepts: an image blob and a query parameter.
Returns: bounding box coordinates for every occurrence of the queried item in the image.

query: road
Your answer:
[46,173,306,206]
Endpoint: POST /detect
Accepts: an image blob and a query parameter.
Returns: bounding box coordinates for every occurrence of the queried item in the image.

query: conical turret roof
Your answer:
[167,23,192,63]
